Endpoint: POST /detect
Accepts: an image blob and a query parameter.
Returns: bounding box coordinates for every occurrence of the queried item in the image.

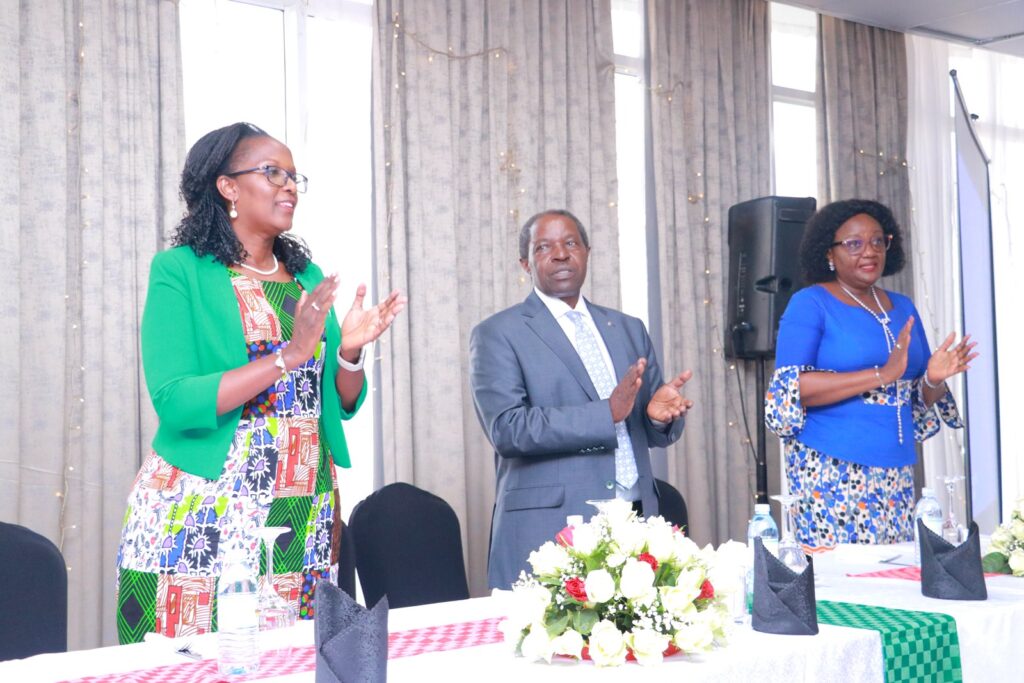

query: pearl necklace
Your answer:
[838,283,904,444]
[239,254,279,276]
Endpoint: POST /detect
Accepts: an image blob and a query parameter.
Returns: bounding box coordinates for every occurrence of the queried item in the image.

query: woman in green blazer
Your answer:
[115,123,405,643]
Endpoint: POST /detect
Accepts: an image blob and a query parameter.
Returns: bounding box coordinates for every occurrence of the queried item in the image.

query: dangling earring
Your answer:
[229,201,238,219]
[828,259,835,272]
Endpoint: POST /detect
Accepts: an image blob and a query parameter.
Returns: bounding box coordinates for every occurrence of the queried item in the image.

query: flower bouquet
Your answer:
[500,499,743,667]
[982,497,1024,576]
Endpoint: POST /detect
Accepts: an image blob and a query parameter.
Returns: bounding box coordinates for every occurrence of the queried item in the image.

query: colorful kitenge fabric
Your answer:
[766,364,961,550]
[116,272,340,644]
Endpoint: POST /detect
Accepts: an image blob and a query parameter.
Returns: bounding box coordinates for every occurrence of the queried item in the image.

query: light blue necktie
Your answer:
[566,311,639,489]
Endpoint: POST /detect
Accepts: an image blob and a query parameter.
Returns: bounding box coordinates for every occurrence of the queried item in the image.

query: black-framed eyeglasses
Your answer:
[224,165,308,193]
[831,234,893,256]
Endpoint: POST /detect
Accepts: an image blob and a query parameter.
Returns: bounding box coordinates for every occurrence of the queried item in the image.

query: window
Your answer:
[770,4,818,198]
[179,0,375,519]
[612,0,648,325]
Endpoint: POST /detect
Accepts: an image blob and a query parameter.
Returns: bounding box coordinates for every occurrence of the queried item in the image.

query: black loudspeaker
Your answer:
[725,196,816,359]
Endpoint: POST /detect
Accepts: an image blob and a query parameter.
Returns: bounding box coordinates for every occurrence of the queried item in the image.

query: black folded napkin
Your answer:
[918,520,987,601]
[751,537,819,636]
[315,580,389,683]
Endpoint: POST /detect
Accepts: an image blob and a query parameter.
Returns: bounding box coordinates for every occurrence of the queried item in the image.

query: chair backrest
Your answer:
[348,482,469,609]
[0,522,68,660]
[336,519,357,600]
[654,478,689,533]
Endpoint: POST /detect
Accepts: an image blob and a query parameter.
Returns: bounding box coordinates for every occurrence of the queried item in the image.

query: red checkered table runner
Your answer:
[848,566,1001,581]
[64,617,504,683]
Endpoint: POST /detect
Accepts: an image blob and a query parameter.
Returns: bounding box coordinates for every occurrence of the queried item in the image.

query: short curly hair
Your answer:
[171,122,311,274]
[799,199,905,283]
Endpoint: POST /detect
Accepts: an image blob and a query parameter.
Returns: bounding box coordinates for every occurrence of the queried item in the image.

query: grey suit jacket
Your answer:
[469,292,686,588]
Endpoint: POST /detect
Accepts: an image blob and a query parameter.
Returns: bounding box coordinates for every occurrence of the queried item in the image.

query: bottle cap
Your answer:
[754,503,770,514]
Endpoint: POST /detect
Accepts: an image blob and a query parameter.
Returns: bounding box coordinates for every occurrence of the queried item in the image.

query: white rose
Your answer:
[675,567,706,596]
[1011,519,1024,542]
[619,558,656,601]
[520,626,555,663]
[606,551,627,567]
[571,523,600,555]
[628,628,671,666]
[1009,548,1024,576]
[644,521,677,563]
[528,541,570,577]
[506,584,551,630]
[672,534,701,564]
[989,526,1013,553]
[659,585,698,618]
[673,618,715,653]
[610,519,648,555]
[585,568,616,604]
[587,620,628,667]
[551,628,585,660]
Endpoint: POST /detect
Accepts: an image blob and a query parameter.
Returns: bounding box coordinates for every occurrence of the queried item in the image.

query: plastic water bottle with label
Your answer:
[217,546,260,676]
[913,487,944,565]
[744,503,779,616]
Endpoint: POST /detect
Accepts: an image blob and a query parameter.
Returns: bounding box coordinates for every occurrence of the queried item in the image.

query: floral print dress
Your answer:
[765,365,962,549]
[115,271,340,644]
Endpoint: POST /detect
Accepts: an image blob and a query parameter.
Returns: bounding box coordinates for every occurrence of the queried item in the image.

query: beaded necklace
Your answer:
[838,284,904,444]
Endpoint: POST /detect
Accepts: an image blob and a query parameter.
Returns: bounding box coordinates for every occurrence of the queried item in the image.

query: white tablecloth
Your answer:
[2,542,1021,682]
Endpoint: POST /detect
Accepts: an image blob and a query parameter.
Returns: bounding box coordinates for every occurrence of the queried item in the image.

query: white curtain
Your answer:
[906,35,967,517]
[0,0,183,649]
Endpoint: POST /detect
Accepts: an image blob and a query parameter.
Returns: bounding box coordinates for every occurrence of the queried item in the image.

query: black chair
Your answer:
[0,522,68,660]
[336,519,357,600]
[348,482,470,609]
[655,478,689,533]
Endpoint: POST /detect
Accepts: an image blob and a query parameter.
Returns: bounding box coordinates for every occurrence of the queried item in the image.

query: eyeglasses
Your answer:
[224,165,308,193]
[831,234,893,255]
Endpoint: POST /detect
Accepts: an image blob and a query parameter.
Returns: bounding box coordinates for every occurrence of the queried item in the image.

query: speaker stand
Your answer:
[754,356,769,505]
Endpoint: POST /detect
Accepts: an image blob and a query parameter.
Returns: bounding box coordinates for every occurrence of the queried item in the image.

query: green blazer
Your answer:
[141,245,365,480]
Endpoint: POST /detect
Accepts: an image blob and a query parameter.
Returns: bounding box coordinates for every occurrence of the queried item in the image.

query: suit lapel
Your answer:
[521,293,600,401]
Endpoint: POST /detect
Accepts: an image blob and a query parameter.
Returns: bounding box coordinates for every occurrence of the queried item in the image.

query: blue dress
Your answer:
[765,285,961,547]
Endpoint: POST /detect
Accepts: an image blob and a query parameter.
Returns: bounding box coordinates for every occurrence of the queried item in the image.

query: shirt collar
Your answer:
[533,287,591,322]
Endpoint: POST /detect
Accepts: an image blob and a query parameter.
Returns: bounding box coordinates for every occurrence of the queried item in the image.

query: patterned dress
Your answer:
[116,271,340,644]
[766,365,961,549]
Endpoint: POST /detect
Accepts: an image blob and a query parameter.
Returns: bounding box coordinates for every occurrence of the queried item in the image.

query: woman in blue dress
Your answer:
[766,199,976,548]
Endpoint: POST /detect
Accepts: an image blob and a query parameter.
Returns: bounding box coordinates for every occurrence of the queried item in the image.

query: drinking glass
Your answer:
[255,526,296,630]
[770,494,808,573]
[939,475,967,545]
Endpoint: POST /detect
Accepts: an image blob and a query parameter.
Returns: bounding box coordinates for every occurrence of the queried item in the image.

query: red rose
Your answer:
[638,552,658,571]
[565,577,588,602]
[699,579,714,600]
[556,525,575,547]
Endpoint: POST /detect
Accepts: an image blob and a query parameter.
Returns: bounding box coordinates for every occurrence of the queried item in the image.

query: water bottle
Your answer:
[217,546,260,676]
[745,503,779,615]
[913,487,944,565]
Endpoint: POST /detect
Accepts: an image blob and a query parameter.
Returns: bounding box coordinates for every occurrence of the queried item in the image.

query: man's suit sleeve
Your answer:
[469,320,618,458]
[635,322,686,448]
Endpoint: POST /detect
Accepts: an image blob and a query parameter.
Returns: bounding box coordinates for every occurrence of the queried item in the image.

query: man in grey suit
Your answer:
[470,209,692,589]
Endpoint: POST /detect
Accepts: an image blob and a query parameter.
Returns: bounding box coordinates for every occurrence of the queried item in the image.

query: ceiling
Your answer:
[781,0,1024,58]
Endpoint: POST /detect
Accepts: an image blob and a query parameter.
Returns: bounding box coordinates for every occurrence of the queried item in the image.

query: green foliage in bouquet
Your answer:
[982,498,1024,577]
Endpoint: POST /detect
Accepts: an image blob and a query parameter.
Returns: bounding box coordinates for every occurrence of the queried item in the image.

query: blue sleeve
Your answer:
[775,288,824,368]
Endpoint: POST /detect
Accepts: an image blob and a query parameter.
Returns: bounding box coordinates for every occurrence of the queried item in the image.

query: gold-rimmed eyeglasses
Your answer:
[224,165,308,193]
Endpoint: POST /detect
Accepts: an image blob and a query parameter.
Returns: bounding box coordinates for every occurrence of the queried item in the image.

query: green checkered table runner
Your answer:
[817,600,962,683]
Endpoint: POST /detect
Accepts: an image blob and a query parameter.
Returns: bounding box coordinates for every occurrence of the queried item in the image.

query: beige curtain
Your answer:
[647,0,772,546]
[817,15,913,295]
[372,0,619,595]
[0,0,183,649]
